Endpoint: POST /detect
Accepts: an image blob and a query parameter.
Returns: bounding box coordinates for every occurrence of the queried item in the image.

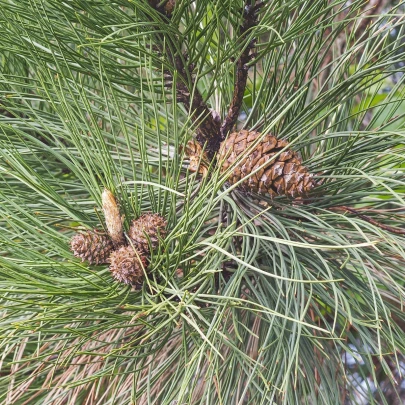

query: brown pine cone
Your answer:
[109,246,147,286]
[128,213,167,253]
[218,130,315,198]
[70,230,114,265]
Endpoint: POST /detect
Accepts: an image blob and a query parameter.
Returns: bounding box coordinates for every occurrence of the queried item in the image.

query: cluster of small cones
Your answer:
[187,129,315,198]
[71,189,167,286]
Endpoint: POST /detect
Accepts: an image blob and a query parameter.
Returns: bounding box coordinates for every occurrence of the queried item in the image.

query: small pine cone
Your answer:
[128,213,167,253]
[71,230,114,265]
[109,246,147,286]
[218,130,315,198]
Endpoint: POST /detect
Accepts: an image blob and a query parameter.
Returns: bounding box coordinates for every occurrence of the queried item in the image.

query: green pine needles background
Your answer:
[1,0,405,404]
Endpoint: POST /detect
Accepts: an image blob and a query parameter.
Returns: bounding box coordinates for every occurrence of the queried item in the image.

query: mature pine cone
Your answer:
[109,246,147,285]
[218,130,315,198]
[128,213,167,253]
[71,230,114,265]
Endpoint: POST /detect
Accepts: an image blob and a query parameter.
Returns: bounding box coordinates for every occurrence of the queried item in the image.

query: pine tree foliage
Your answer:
[0,0,405,404]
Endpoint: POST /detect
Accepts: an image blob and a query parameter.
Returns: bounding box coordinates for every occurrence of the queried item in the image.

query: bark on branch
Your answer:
[148,0,263,160]
[220,2,264,139]
[173,56,222,160]
[148,0,222,159]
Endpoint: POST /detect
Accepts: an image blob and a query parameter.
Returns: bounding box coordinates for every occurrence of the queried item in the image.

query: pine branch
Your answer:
[174,55,222,160]
[2,1,405,403]
[220,1,264,139]
[355,0,390,37]
[148,0,222,160]
[149,1,264,159]
[318,0,390,88]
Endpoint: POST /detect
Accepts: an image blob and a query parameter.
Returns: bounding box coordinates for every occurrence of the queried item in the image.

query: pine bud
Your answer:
[102,188,125,246]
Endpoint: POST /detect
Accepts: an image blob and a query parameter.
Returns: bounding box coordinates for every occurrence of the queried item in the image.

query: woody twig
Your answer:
[220,1,264,139]
[148,0,176,17]
[148,1,263,160]
[148,0,222,160]
[174,55,222,160]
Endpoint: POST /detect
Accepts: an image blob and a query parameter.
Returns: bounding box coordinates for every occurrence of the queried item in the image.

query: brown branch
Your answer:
[220,2,264,139]
[148,1,265,159]
[355,0,389,38]
[148,0,222,160]
[174,55,222,159]
[330,206,405,235]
